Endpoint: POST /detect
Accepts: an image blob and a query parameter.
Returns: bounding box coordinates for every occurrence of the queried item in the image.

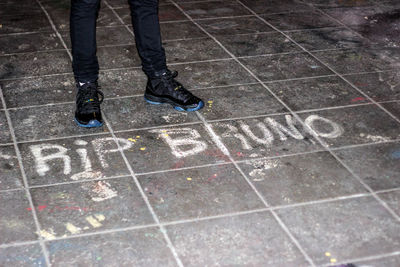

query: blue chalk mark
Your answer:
[391,150,400,159]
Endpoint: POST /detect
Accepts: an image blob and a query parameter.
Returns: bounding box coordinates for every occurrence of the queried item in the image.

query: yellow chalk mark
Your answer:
[140,147,146,151]
[325,252,331,257]
[127,138,136,142]
[186,177,192,181]
[330,258,337,263]
[86,216,102,228]
[95,214,105,221]
[65,223,81,234]
[39,229,56,240]
[208,100,213,104]
[136,136,140,138]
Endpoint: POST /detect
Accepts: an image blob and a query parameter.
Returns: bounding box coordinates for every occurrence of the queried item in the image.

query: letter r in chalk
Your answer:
[30,144,71,176]
[150,128,207,158]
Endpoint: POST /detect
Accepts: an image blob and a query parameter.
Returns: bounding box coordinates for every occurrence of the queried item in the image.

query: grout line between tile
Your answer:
[196,111,317,266]
[101,112,184,267]
[36,0,72,60]
[166,3,317,264]
[0,86,51,266]
[374,187,400,195]
[235,0,400,222]
[1,188,392,250]
[103,0,136,37]
[0,240,40,249]
[172,0,400,264]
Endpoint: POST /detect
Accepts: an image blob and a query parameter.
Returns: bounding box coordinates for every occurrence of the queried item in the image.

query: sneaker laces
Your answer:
[159,70,194,101]
[76,83,104,114]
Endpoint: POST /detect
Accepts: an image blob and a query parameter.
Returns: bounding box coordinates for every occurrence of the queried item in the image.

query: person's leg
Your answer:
[128,0,166,77]
[128,0,204,111]
[70,0,101,82]
[70,0,104,127]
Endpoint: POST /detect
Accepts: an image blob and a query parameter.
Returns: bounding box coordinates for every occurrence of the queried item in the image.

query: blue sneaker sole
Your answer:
[144,97,204,112]
[74,118,103,128]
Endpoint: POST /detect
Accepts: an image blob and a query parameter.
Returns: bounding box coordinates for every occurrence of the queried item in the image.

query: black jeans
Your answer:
[70,0,167,82]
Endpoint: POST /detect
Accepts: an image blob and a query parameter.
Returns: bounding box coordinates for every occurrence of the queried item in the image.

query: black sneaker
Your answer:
[74,81,104,128]
[144,69,204,112]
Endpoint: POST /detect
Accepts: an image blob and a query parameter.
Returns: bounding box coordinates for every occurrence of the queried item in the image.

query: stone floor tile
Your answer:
[47,228,177,267]
[1,74,75,108]
[196,16,274,36]
[267,76,370,111]
[178,1,252,19]
[240,0,312,14]
[0,145,23,191]
[47,7,122,31]
[239,52,333,81]
[382,101,400,119]
[19,134,130,186]
[0,190,37,244]
[287,28,368,51]
[138,164,264,222]
[103,96,200,131]
[197,84,287,120]
[0,3,41,15]
[0,51,71,80]
[344,71,400,102]
[164,38,230,63]
[215,32,301,57]
[159,21,207,41]
[0,244,45,267]
[169,59,257,89]
[378,190,400,217]
[116,124,228,173]
[276,197,400,265]
[60,26,134,48]
[9,104,109,142]
[262,11,340,31]
[305,0,378,8]
[298,104,400,147]
[314,49,400,74]
[0,13,52,34]
[210,114,322,161]
[334,142,400,191]
[99,68,147,98]
[115,4,187,23]
[97,45,141,70]
[322,6,394,27]
[238,151,367,206]
[0,111,12,144]
[167,211,309,266]
[0,32,63,55]
[31,177,154,239]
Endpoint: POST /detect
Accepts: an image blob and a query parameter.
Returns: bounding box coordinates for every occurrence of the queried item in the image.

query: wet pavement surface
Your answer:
[0,0,399,266]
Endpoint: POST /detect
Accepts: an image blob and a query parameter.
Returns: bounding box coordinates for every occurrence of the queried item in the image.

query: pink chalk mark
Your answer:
[351,97,366,102]
[37,205,47,212]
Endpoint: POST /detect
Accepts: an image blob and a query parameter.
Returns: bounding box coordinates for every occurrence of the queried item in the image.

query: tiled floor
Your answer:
[0,0,399,266]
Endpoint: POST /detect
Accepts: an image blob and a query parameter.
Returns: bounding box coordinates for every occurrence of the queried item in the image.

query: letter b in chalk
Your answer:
[150,128,207,158]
